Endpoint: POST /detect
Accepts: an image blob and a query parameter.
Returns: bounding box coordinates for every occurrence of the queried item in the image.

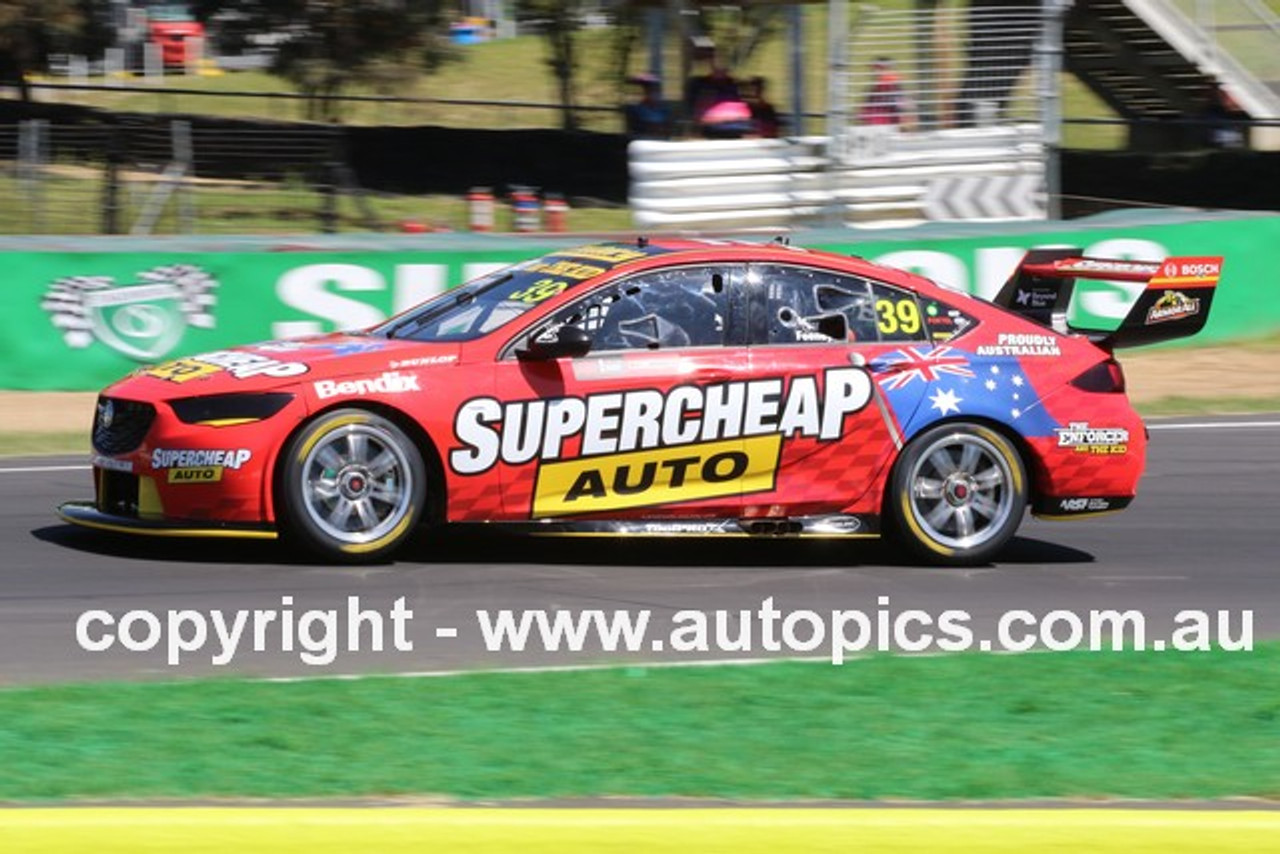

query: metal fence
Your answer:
[844,2,1045,135]
[0,119,396,236]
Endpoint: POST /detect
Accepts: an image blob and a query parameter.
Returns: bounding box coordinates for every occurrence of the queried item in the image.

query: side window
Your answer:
[537,266,729,353]
[755,265,878,344]
[753,265,931,346]
[870,283,928,342]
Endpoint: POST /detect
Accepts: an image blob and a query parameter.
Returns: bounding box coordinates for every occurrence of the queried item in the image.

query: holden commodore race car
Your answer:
[59,241,1221,565]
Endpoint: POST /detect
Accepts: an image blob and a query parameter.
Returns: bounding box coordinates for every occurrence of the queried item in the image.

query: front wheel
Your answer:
[280,409,427,563]
[887,422,1027,566]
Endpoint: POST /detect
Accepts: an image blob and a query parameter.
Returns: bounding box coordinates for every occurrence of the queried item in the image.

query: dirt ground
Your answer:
[2,346,1277,436]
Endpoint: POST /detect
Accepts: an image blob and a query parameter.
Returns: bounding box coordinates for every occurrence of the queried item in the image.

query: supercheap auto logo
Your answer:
[449,367,874,516]
[151,447,253,484]
[143,350,309,383]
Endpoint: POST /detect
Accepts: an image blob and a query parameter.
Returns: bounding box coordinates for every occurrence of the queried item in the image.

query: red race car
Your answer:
[60,241,1221,565]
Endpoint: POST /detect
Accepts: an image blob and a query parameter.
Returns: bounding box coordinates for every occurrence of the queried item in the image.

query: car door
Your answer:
[741,262,935,517]
[488,263,762,521]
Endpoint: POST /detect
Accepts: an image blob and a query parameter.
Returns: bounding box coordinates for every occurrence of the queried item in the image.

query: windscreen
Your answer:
[374,243,670,343]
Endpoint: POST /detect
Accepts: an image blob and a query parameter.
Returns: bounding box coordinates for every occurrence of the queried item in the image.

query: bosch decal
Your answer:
[1158,260,1221,281]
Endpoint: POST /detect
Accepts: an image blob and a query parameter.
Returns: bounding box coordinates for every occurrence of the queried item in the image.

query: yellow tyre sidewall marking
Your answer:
[292,412,419,555]
[899,425,1023,558]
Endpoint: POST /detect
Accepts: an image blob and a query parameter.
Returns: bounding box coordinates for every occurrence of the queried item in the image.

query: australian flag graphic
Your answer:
[870,345,1061,439]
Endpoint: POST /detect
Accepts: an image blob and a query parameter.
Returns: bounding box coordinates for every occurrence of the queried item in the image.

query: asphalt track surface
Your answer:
[1,415,1277,685]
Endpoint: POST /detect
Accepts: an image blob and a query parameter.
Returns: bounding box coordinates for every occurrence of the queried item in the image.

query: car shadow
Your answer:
[34,524,1094,570]
[399,527,1095,569]
[31,524,312,566]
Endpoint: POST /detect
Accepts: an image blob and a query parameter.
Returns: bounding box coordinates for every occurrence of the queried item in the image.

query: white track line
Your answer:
[261,655,834,684]
[1147,420,1280,431]
[0,464,90,474]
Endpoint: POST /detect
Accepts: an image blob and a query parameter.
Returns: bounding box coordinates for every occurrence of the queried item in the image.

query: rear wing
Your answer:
[992,248,1222,349]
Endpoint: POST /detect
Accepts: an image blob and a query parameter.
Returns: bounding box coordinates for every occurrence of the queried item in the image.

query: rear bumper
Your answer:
[1031,495,1134,519]
[57,501,277,540]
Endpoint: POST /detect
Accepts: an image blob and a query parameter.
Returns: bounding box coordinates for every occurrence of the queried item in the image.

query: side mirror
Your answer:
[516,324,593,361]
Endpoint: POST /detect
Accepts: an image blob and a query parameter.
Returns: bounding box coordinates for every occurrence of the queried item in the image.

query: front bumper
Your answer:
[57,501,278,540]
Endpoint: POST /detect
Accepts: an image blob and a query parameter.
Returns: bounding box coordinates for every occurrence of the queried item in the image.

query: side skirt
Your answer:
[451,515,881,539]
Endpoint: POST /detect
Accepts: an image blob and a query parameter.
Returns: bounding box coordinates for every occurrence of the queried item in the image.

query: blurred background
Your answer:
[0,0,1278,235]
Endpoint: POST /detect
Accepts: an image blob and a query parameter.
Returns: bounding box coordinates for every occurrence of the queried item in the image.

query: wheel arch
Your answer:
[882,414,1040,515]
[269,400,448,528]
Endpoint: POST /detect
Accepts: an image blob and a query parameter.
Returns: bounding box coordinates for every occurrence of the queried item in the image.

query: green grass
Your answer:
[0,432,87,457]
[0,173,635,236]
[1,646,1278,802]
[1137,395,1280,417]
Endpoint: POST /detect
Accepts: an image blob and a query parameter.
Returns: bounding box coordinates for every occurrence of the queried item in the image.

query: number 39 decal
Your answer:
[510,278,568,304]
[875,297,921,336]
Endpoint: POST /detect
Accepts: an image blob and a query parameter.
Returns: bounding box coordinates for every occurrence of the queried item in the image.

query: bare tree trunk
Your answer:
[548,12,579,132]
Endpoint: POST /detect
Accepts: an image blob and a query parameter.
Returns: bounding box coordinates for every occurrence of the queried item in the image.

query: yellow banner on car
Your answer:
[532,435,781,517]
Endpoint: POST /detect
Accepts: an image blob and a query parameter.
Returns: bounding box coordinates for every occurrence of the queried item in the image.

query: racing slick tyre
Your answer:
[887,422,1027,566]
[280,409,427,563]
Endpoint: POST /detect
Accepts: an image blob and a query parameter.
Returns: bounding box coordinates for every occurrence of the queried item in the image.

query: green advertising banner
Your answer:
[0,248,536,390]
[1,213,1277,391]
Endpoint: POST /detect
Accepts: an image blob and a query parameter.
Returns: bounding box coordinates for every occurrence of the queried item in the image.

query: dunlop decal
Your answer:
[532,435,782,517]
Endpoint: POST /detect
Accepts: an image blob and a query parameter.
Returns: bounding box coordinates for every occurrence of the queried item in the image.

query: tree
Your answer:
[195,0,457,121]
[696,4,785,72]
[0,0,102,100]
[516,0,590,132]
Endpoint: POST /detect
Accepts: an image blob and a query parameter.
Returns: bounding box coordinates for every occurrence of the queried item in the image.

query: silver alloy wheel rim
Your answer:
[300,423,414,545]
[907,431,1015,551]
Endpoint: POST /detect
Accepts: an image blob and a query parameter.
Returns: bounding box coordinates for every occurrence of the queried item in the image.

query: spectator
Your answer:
[741,76,782,138]
[1202,82,1249,149]
[624,74,673,139]
[684,37,743,134]
[859,57,906,126]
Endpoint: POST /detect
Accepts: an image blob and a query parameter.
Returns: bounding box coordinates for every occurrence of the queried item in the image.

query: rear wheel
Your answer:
[887,422,1027,566]
[280,409,426,563]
